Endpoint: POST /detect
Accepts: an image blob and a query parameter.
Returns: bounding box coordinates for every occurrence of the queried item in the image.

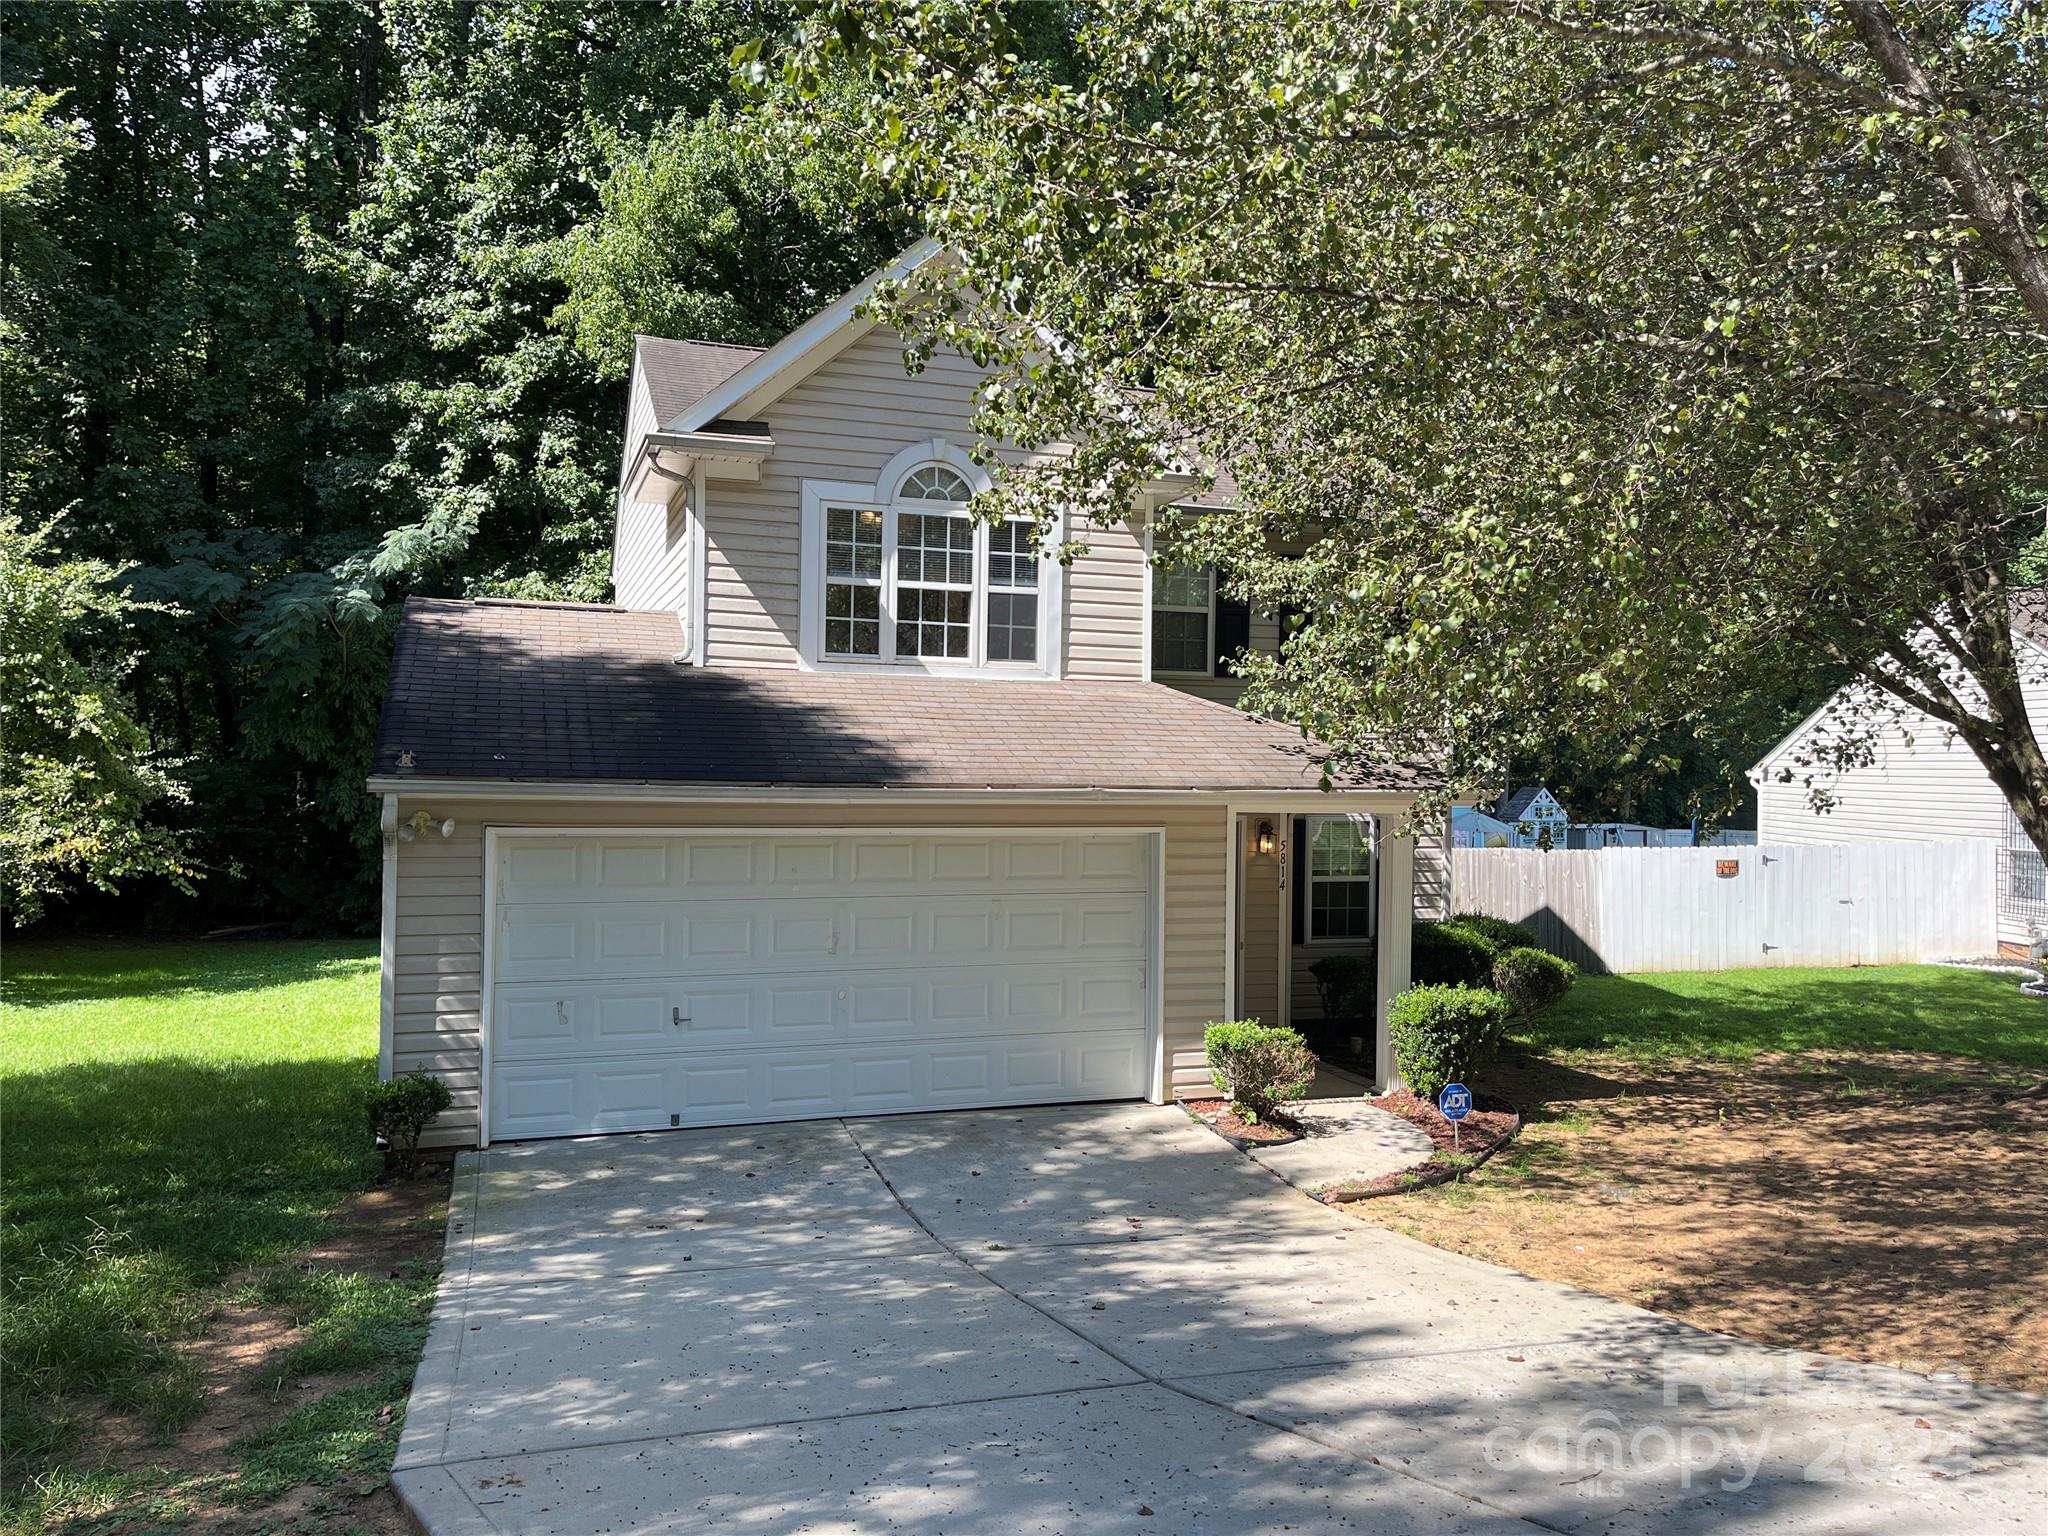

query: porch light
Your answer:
[1256,820,1277,857]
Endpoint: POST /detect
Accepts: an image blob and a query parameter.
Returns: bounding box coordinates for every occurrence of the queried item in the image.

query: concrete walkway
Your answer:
[1248,1097,1437,1191]
[395,1103,2048,1534]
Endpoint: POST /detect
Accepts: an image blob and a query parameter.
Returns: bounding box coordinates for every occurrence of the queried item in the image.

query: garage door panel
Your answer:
[499,964,1144,1064]
[495,833,1145,905]
[492,1032,1147,1134]
[487,832,1153,1140]
[496,893,1149,983]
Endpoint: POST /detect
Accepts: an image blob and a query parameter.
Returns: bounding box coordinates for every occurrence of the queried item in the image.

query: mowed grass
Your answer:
[1520,963,2048,1068]
[0,940,383,1481]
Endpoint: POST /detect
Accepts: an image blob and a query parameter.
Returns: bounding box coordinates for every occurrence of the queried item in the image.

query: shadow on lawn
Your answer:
[0,940,376,1010]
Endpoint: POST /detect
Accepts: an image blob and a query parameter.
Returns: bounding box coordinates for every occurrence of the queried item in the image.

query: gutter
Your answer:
[364,777,1424,808]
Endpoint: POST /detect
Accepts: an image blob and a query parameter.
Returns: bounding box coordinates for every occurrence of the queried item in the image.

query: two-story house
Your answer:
[369,243,1446,1148]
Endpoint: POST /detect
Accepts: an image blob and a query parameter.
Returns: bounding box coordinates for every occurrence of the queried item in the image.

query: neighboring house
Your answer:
[1495,785,1570,849]
[1451,806,1515,849]
[1748,597,2048,960]
[370,243,1448,1148]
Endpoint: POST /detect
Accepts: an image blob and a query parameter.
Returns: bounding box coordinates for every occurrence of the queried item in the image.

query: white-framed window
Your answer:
[1306,815,1376,942]
[802,446,1056,675]
[1151,564,1213,675]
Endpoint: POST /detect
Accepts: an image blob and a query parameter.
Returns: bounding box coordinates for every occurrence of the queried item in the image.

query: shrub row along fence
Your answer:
[1450,840,1996,975]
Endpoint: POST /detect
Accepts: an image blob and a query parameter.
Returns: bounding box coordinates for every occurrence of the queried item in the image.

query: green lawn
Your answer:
[1523,963,2048,1067]
[0,938,413,1515]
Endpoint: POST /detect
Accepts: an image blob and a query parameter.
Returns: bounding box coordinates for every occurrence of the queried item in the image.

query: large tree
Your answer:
[756,0,2048,854]
[1,0,893,927]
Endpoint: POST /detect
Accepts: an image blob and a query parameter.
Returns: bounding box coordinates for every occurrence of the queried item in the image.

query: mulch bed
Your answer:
[1373,1088,1519,1154]
[1182,1098,1304,1147]
[1324,1090,1522,1201]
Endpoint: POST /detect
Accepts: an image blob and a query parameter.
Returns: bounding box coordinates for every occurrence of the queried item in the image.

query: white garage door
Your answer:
[486,831,1153,1141]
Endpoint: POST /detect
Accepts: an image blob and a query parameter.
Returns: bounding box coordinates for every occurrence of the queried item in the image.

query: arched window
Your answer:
[806,445,1054,673]
[897,464,973,502]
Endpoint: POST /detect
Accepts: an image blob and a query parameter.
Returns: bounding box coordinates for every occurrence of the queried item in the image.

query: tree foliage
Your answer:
[757,0,2048,856]
[0,519,195,924]
[1,0,892,928]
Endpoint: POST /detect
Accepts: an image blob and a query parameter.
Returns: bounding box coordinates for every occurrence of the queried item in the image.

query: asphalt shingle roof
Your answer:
[634,336,765,427]
[373,598,1431,793]
[2016,588,2046,651]
[1496,786,1557,820]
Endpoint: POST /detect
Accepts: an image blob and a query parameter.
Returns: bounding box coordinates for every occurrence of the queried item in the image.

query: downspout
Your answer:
[378,793,398,1081]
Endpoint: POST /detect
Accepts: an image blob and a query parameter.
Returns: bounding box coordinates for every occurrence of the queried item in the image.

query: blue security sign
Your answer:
[1438,1082,1473,1121]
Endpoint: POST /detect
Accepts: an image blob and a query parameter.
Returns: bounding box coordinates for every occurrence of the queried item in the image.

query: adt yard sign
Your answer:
[1438,1083,1473,1120]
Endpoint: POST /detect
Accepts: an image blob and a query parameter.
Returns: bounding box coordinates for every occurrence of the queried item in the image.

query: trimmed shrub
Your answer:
[1410,920,1497,987]
[1387,984,1509,1103]
[1447,912,1538,953]
[1492,945,1577,1020]
[1308,953,1374,1024]
[1205,1020,1318,1124]
[366,1070,452,1178]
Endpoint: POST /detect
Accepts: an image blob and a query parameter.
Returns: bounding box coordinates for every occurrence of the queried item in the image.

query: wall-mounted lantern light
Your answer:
[1255,820,1277,857]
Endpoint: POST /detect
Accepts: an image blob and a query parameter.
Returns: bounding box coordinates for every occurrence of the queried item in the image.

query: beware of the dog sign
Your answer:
[1716,859,1740,878]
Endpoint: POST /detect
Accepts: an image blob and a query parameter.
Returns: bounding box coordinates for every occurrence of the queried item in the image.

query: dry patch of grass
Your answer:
[1345,1048,2048,1393]
[19,1175,449,1536]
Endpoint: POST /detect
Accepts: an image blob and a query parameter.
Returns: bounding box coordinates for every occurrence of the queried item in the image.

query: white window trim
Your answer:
[1150,562,1215,679]
[1305,813,1377,946]
[798,438,1064,678]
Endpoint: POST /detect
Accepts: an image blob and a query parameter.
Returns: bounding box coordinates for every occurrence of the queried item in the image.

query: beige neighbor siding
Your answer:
[1756,662,2047,945]
[612,367,691,619]
[391,795,1228,1147]
[697,328,1145,679]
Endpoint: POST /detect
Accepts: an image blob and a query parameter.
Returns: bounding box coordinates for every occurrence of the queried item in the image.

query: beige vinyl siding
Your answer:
[391,795,1228,1146]
[1065,510,1147,680]
[1238,817,1283,1023]
[1413,813,1450,920]
[612,368,691,619]
[697,328,1148,675]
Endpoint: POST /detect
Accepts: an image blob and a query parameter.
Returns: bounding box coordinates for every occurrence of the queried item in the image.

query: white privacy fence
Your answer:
[1451,841,1997,974]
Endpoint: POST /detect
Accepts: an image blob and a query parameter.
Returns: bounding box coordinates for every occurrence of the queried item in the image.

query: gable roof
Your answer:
[664,240,946,431]
[633,336,765,426]
[1496,786,1560,820]
[372,598,1433,794]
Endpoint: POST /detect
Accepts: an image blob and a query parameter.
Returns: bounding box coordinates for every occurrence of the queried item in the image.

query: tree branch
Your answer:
[1840,0,2048,332]
[1484,1,1924,117]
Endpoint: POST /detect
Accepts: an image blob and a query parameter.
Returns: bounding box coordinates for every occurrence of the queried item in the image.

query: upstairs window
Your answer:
[823,507,884,657]
[811,456,1049,672]
[1152,564,1213,674]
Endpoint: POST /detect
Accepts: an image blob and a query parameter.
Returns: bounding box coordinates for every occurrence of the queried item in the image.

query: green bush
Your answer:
[1387,984,1509,1103]
[1447,912,1538,953]
[1492,945,1577,1019]
[1410,920,1497,987]
[1204,1019,1318,1123]
[365,1071,452,1178]
[1308,953,1374,1023]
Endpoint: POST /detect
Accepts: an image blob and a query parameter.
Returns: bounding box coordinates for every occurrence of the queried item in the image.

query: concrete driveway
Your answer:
[395,1103,2047,1534]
